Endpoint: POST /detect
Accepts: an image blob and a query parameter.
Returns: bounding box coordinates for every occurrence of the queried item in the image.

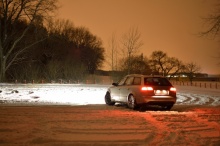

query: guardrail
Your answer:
[171,81,220,89]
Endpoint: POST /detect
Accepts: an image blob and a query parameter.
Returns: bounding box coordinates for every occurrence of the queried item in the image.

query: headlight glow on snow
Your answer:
[40,85,107,105]
[1,84,108,105]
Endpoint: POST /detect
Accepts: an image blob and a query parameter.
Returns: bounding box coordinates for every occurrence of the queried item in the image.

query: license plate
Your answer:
[154,90,169,95]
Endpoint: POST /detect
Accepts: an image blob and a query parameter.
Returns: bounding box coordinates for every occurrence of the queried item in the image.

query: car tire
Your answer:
[162,105,173,111]
[105,92,115,105]
[127,95,137,110]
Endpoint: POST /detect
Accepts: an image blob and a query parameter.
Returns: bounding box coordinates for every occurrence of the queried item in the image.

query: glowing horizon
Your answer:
[58,0,220,75]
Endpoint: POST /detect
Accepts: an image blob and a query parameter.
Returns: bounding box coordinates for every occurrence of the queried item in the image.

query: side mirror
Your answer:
[112,83,118,86]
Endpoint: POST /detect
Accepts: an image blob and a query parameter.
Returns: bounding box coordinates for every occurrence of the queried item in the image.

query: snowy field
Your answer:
[0,84,108,105]
[0,83,220,145]
[0,83,220,106]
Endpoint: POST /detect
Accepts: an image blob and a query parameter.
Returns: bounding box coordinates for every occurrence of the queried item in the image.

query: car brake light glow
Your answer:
[170,87,176,91]
[141,87,153,91]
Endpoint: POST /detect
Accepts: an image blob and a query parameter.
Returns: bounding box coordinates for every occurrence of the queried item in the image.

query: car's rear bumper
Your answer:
[137,95,176,105]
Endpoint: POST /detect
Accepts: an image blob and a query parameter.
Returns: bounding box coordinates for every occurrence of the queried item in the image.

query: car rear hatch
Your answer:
[142,77,176,96]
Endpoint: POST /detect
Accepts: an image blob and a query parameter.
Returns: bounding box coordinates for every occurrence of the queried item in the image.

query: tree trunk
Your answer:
[0,58,6,82]
[128,53,131,74]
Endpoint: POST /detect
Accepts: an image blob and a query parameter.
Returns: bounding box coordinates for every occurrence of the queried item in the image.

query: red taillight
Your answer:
[170,87,176,92]
[141,87,153,91]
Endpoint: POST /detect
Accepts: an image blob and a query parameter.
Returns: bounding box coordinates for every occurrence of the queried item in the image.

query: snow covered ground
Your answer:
[0,84,108,105]
[0,83,220,145]
[0,83,220,106]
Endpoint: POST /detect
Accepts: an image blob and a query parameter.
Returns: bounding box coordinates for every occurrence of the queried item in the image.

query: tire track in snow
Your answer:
[177,93,220,106]
[140,112,190,145]
[140,111,220,146]
[0,105,219,145]
[0,106,157,145]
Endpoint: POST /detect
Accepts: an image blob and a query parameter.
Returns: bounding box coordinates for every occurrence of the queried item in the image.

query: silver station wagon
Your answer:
[105,74,177,110]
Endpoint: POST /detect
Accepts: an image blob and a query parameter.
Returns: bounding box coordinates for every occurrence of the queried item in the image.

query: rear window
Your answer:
[144,77,172,86]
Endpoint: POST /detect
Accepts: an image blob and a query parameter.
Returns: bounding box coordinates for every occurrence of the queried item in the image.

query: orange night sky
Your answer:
[57,0,219,75]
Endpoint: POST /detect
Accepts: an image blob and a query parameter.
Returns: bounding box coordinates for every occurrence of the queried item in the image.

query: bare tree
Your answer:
[121,27,143,74]
[149,50,167,75]
[41,19,105,79]
[0,0,58,81]
[149,50,184,78]
[107,32,119,71]
[184,62,201,84]
[167,58,185,79]
[200,3,220,67]
[120,54,151,75]
[46,19,74,38]
[71,27,105,74]
[200,3,220,39]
